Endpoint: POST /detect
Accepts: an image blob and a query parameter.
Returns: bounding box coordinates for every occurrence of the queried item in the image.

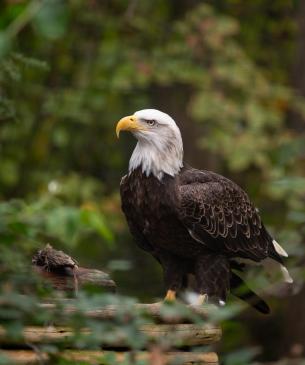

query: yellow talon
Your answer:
[164,289,176,302]
[197,294,208,305]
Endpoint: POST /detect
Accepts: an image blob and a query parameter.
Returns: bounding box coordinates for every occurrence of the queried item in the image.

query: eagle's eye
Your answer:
[145,119,156,126]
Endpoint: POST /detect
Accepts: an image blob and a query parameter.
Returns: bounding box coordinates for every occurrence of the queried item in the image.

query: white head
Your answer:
[116,109,183,179]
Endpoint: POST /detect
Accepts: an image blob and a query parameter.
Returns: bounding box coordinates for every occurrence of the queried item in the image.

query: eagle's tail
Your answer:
[230,272,270,314]
[262,258,293,284]
[266,239,293,284]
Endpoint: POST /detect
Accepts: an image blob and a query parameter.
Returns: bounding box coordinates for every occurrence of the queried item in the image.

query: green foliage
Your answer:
[0,196,113,246]
[223,347,260,365]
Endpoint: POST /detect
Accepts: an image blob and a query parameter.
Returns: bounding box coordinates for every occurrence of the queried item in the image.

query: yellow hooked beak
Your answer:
[116,115,145,138]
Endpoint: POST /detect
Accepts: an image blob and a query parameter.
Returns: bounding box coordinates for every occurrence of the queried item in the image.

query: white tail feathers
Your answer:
[272,239,288,258]
[280,265,293,284]
[262,258,293,284]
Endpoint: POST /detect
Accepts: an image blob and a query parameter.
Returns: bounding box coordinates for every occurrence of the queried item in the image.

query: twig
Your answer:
[5,1,43,40]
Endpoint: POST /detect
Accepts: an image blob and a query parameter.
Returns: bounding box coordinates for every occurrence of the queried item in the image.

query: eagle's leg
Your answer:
[158,251,188,302]
[163,266,183,302]
[194,254,230,305]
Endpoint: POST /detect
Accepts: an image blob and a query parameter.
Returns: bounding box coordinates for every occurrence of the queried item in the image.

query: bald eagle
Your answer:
[116,109,292,313]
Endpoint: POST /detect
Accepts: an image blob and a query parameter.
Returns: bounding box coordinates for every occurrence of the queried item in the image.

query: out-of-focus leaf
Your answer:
[224,347,261,365]
[0,353,10,365]
[107,259,132,271]
[80,208,114,244]
[0,32,11,59]
[33,0,68,40]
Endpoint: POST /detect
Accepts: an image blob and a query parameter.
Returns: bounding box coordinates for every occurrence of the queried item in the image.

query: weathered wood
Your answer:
[141,323,221,346]
[0,350,219,365]
[39,302,212,324]
[32,244,78,270]
[0,323,221,348]
[33,266,116,292]
[32,245,116,292]
[0,351,48,364]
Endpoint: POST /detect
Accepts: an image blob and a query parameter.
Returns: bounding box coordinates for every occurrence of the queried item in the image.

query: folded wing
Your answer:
[177,168,281,263]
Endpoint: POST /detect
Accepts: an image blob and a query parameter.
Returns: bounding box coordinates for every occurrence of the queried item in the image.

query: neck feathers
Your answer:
[129,137,183,180]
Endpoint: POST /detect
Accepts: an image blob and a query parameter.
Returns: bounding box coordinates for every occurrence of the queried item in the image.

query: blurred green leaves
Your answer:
[0,1,40,58]
[0,1,68,59]
[0,196,113,251]
[80,207,114,244]
[223,347,260,365]
[33,0,68,40]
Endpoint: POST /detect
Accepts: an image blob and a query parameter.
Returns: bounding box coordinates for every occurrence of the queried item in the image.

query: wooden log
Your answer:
[0,349,219,365]
[32,244,116,292]
[39,302,212,324]
[33,266,116,292]
[0,323,221,348]
[141,323,221,346]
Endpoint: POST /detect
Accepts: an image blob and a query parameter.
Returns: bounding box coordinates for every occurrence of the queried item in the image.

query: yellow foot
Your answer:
[164,289,176,302]
[197,294,208,305]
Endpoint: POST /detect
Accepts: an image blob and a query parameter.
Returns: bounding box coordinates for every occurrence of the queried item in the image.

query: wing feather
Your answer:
[177,168,279,262]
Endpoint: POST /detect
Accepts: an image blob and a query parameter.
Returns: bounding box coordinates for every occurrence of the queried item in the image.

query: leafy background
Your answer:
[0,0,305,364]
